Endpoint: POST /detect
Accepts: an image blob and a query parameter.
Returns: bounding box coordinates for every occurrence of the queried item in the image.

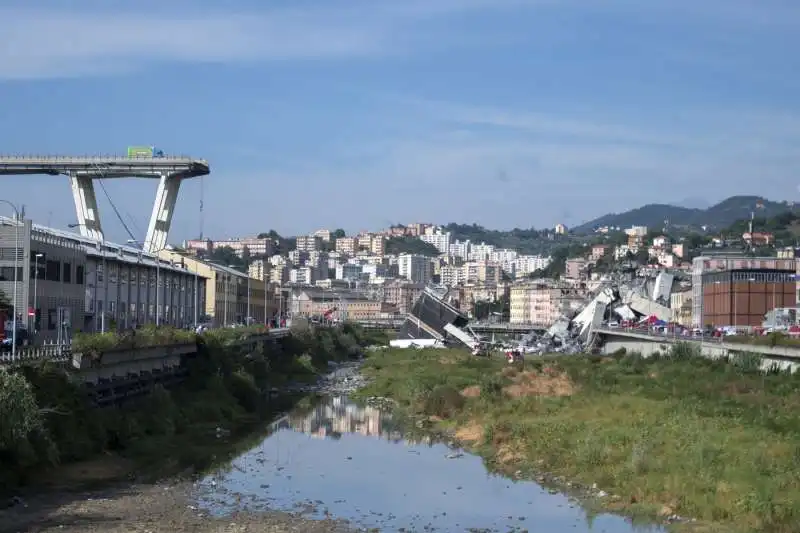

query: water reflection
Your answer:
[197,395,663,533]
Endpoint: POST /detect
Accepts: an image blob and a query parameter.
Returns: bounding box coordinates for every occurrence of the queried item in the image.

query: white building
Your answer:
[419,230,451,254]
[398,254,432,284]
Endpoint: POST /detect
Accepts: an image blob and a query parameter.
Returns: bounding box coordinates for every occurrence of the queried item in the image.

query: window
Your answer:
[45,260,61,282]
[62,262,72,283]
[0,266,22,281]
[76,265,85,285]
[47,309,57,330]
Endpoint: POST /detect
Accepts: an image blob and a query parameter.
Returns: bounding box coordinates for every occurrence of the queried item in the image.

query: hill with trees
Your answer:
[571,196,793,235]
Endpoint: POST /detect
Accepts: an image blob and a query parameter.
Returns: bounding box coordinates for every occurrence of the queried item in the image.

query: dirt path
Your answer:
[1,478,356,533]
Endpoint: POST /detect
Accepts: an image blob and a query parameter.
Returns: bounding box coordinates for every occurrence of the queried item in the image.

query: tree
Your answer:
[332,228,346,239]
[209,246,245,271]
[0,289,11,315]
[385,237,440,257]
[0,369,43,450]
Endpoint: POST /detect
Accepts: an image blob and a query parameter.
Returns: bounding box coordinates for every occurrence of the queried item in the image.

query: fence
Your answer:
[0,340,71,366]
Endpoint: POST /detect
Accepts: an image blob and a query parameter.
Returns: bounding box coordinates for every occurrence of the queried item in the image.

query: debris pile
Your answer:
[518,271,689,355]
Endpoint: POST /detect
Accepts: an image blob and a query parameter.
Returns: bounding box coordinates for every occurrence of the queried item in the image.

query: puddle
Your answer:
[196,395,664,532]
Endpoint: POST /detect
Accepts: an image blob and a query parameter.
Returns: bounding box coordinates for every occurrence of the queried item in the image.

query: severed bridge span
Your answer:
[0,154,210,253]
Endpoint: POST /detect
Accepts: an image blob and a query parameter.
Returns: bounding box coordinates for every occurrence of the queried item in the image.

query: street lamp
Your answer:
[32,253,43,334]
[69,223,108,332]
[1,200,21,358]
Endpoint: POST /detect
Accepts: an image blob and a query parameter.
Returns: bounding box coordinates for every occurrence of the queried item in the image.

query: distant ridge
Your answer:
[571,196,792,234]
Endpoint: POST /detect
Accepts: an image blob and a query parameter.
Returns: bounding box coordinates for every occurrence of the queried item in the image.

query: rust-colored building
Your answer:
[702,269,796,328]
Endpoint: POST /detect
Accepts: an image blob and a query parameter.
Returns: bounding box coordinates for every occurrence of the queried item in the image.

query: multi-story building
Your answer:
[296,235,321,252]
[670,289,693,327]
[289,288,397,319]
[691,255,796,327]
[383,280,425,315]
[313,229,331,242]
[398,254,432,284]
[335,237,358,255]
[509,282,585,325]
[159,250,278,326]
[290,266,315,284]
[336,263,363,281]
[702,268,796,328]
[554,223,567,235]
[0,216,208,341]
[248,258,269,281]
[419,229,450,254]
[184,237,274,258]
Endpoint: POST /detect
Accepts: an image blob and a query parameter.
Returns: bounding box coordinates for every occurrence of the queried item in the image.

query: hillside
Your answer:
[572,196,792,234]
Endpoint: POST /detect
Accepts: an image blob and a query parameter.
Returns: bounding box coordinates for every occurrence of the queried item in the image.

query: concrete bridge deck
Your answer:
[0,154,210,253]
[593,326,800,372]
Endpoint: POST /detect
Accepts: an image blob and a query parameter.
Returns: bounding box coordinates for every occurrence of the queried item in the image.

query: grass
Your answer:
[726,332,800,349]
[356,344,800,533]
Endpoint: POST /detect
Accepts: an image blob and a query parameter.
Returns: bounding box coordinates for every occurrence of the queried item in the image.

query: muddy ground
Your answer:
[1,478,358,533]
[1,363,368,533]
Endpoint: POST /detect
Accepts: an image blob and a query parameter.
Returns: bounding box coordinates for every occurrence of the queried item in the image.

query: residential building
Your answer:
[510,282,585,325]
[670,290,693,327]
[383,280,425,315]
[590,244,611,261]
[336,263,363,281]
[290,266,315,284]
[248,258,269,281]
[335,237,358,255]
[313,229,331,242]
[212,236,275,258]
[0,216,208,342]
[398,254,432,284]
[419,229,450,253]
[743,232,774,247]
[565,258,588,280]
[672,243,686,258]
[554,223,567,235]
[289,288,397,319]
[296,235,322,252]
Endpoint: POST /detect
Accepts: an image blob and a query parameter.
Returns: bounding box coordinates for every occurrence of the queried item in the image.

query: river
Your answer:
[193,366,665,533]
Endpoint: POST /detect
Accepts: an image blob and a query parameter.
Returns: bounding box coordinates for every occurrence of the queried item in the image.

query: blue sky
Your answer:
[1,0,799,243]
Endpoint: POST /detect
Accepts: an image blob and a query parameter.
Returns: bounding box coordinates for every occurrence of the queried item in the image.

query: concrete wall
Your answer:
[600,332,800,373]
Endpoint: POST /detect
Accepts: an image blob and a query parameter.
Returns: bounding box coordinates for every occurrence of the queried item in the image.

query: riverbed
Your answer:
[194,387,664,532]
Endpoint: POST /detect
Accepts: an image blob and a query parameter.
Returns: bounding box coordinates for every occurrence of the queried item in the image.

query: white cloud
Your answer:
[0,0,555,80]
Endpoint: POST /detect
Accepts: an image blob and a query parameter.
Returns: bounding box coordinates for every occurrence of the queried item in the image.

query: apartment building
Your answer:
[509,282,585,326]
[335,237,358,255]
[398,254,432,284]
[289,288,397,320]
[383,280,425,315]
[313,229,331,242]
[248,258,269,281]
[0,217,208,341]
[420,229,450,253]
[185,237,274,258]
[296,235,322,252]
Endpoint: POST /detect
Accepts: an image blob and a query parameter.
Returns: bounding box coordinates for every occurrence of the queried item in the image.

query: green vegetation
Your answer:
[444,223,567,255]
[0,322,377,491]
[70,324,272,356]
[356,344,800,532]
[726,332,800,348]
[385,236,440,256]
[572,195,792,235]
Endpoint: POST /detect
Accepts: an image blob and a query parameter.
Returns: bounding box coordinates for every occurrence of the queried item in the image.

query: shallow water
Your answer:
[196,395,663,532]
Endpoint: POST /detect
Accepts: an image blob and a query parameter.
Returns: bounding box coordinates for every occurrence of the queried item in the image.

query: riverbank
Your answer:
[355,344,800,533]
[0,361,372,533]
[0,322,387,492]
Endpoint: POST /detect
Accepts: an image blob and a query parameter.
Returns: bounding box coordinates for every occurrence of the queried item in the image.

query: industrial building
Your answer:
[701,269,796,328]
[0,216,207,342]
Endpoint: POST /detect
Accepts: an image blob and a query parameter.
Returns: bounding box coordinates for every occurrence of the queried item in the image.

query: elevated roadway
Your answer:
[353,317,546,335]
[593,326,800,373]
[0,154,210,253]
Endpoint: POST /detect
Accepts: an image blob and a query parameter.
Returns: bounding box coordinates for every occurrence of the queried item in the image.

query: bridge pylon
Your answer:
[0,155,210,252]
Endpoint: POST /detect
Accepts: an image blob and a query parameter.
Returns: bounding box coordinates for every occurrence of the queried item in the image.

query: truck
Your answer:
[127,146,165,158]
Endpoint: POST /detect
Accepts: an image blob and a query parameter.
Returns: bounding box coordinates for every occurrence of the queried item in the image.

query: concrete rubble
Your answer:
[516,270,690,355]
